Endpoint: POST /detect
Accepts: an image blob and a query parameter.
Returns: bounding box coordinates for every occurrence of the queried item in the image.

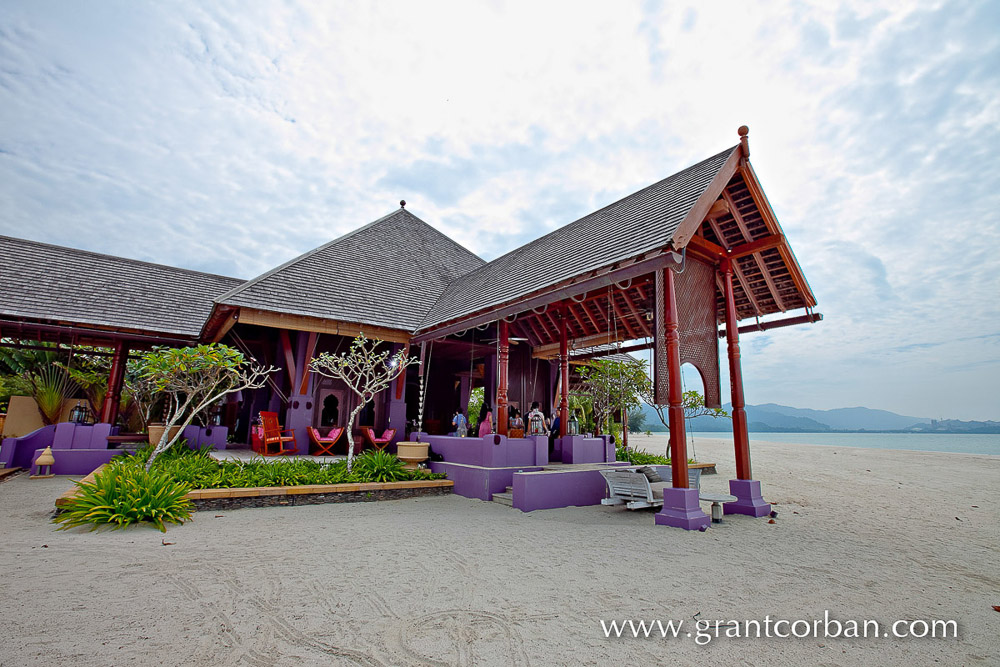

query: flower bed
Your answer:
[54,443,452,531]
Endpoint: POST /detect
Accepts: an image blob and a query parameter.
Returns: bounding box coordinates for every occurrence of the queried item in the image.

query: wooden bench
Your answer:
[600,467,702,510]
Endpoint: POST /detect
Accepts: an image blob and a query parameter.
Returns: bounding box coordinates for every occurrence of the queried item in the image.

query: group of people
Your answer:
[451,401,563,449]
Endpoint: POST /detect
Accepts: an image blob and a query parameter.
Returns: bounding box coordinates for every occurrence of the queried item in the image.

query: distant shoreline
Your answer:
[629,431,1000,457]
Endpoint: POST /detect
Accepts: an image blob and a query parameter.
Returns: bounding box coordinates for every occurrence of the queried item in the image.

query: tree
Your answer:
[639,385,730,433]
[309,334,418,472]
[140,344,274,470]
[627,406,647,433]
[577,358,650,436]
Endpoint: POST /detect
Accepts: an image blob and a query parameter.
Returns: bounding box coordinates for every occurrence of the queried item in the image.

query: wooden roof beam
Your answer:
[621,288,652,338]
[723,190,787,312]
[707,217,762,316]
[611,297,641,340]
[532,331,626,359]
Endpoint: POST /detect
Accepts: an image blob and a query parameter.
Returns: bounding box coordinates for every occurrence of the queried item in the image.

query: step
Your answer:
[491,492,513,507]
[505,486,513,493]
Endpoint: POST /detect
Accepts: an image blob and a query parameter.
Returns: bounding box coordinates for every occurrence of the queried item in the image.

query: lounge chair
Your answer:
[258,411,298,456]
[307,426,345,456]
[600,467,702,510]
[362,428,396,451]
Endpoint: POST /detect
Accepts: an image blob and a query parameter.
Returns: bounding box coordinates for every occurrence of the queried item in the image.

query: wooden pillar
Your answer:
[497,320,509,436]
[621,405,629,448]
[663,268,688,488]
[100,340,129,425]
[722,259,752,480]
[558,308,569,437]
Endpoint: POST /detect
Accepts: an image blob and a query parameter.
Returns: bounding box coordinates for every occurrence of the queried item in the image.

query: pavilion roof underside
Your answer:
[420,169,816,350]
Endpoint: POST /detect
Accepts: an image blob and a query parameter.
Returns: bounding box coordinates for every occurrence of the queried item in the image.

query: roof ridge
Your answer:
[416,145,739,330]
[214,208,482,306]
[0,235,240,283]
[213,209,404,303]
[431,145,736,293]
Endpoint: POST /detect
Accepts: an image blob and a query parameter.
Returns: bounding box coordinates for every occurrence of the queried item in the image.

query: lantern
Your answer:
[529,413,546,435]
[568,413,580,435]
[69,401,89,424]
[32,446,55,479]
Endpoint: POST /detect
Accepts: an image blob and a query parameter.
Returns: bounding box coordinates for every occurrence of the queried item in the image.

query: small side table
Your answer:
[699,492,738,523]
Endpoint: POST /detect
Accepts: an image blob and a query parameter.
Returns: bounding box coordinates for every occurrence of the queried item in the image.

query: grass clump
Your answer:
[53,463,193,532]
[615,444,697,466]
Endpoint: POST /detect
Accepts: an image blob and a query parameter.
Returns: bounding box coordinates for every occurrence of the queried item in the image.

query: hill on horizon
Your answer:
[638,403,933,433]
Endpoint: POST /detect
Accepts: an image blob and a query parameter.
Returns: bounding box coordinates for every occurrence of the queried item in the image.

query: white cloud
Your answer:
[0,0,997,419]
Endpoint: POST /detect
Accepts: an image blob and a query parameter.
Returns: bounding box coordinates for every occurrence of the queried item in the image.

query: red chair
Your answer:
[258,411,298,456]
[307,426,345,456]
[362,428,396,451]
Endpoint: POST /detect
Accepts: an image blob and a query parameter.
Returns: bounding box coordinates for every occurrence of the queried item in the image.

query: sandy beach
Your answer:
[0,435,997,666]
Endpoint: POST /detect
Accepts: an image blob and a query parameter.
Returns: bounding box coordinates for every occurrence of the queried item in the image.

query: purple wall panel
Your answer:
[31,448,124,476]
[512,468,613,512]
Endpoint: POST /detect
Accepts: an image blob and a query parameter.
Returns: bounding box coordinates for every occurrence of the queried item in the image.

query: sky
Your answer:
[1,1,998,421]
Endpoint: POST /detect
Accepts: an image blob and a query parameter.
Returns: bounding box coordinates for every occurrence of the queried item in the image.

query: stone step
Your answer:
[492,492,513,507]
[505,486,513,493]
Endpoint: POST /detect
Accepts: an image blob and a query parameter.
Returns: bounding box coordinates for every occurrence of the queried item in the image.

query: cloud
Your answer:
[0,0,997,419]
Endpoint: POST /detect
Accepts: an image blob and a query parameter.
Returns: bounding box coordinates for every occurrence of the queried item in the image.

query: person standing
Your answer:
[452,409,468,437]
[478,403,493,437]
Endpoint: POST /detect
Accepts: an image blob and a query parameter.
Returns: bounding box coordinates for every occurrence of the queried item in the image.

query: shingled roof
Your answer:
[216,208,485,332]
[0,236,242,339]
[418,145,739,331]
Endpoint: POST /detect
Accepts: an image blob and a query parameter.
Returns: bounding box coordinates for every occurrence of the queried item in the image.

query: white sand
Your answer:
[0,435,997,666]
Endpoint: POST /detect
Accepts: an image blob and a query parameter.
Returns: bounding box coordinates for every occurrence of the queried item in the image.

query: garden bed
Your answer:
[55,465,452,512]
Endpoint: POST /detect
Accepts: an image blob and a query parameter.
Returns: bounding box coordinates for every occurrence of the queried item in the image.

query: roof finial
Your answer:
[400,199,406,209]
[738,125,749,159]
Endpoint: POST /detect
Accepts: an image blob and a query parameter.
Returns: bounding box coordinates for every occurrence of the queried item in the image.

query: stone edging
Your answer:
[55,465,453,511]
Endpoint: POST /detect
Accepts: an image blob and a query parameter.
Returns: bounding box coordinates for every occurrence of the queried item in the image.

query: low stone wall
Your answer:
[56,467,453,512]
[191,484,452,511]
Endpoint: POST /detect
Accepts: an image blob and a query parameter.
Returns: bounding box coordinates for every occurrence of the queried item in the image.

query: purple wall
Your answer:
[512,463,631,512]
[31,448,125,476]
[416,433,548,468]
[429,461,543,501]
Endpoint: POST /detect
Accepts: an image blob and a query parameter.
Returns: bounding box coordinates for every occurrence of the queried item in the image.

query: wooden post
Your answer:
[100,340,129,425]
[722,259,752,480]
[497,320,509,436]
[559,308,569,437]
[664,268,689,488]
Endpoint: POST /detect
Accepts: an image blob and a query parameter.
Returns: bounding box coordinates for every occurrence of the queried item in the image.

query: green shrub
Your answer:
[54,465,193,532]
[615,444,698,466]
[351,449,407,483]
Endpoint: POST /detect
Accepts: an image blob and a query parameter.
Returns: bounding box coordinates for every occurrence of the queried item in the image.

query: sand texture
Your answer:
[0,436,997,666]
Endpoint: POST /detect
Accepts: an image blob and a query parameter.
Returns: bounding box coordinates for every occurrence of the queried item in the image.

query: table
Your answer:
[699,492,738,523]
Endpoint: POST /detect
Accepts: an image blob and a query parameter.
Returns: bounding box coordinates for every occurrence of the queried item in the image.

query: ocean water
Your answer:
[688,431,1000,456]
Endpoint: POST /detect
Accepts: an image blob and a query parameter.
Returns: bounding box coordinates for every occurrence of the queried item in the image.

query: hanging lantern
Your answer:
[529,413,546,435]
[69,402,89,424]
[568,413,580,435]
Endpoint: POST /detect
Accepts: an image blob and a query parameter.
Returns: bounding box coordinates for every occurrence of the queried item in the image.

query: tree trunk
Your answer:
[344,404,366,472]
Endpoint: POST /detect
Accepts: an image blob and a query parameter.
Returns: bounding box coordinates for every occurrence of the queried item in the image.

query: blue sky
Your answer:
[1,1,998,420]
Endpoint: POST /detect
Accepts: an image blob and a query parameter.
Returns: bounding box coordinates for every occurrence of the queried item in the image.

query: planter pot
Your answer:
[147,423,183,447]
[396,441,430,470]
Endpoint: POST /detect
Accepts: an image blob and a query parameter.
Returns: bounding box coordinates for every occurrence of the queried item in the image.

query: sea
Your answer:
[687,431,1000,457]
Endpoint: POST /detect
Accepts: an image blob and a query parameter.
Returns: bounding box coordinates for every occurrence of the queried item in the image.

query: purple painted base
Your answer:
[723,478,771,517]
[654,488,711,531]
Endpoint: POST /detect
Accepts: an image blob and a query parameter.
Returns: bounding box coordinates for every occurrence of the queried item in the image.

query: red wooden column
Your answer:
[722,259,752,480]
[496,320,509,436]
[100,339,129,425]
[662,268,689,488]
[558,308,569,437]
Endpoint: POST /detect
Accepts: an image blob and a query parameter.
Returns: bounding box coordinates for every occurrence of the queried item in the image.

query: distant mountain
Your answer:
[636,402,997,433]
[751,403,929,431]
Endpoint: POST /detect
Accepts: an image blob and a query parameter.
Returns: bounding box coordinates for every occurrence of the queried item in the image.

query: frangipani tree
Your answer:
[577,358,649,436]
[140,344,274,470]
[309,334,418,472]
